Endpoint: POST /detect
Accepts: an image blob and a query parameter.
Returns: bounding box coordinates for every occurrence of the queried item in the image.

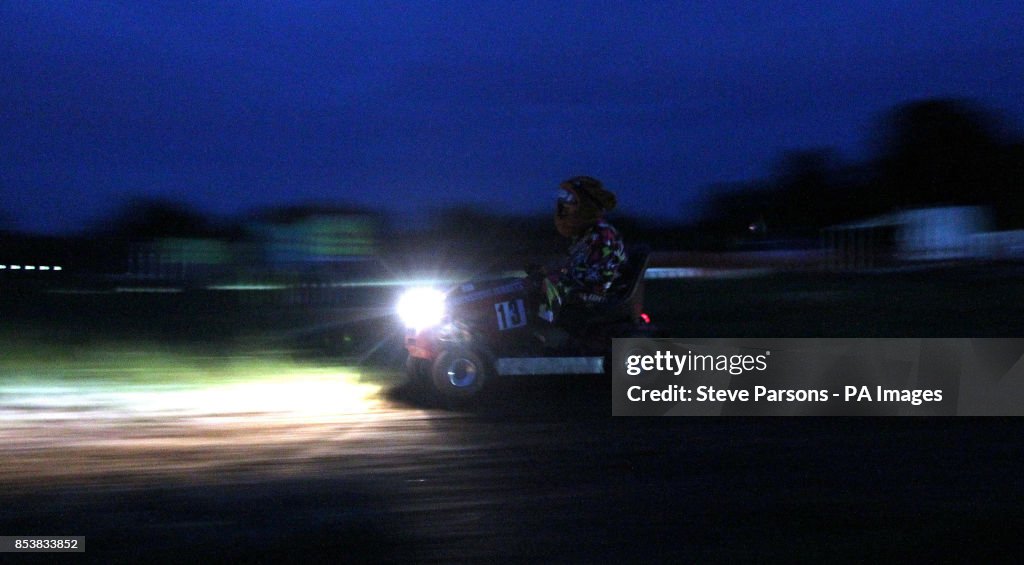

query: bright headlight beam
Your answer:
[396,287,446,330]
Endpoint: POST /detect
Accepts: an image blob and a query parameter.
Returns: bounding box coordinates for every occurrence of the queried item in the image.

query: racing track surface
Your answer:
[4,268,1024,562]
[2,374,1023,563]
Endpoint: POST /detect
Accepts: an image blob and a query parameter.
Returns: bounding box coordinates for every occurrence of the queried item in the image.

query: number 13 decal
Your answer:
[495,299,527,330]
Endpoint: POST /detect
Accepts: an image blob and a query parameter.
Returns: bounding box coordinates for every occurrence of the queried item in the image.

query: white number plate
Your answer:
[495,299,527,330]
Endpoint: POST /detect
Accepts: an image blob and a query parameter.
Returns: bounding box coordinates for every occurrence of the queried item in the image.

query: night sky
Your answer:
[2,1,1023,234]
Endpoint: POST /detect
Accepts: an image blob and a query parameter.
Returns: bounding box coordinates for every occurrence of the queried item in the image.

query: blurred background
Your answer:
[3,3,1024,325]
[3,95,1024,348]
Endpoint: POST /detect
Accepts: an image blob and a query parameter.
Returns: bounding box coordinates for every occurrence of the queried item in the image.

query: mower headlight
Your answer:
[397,287,446,330]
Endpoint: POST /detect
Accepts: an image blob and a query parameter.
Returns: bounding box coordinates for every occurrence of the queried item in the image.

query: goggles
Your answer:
[556,188,577,205]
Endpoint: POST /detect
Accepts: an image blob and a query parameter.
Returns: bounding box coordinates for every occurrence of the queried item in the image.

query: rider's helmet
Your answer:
[555,176,617,237]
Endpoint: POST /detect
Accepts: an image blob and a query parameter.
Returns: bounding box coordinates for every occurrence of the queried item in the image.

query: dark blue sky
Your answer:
[2,1,1023,234]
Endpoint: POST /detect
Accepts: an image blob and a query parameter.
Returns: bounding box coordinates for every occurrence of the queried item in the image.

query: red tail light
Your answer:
[640,312,651,324]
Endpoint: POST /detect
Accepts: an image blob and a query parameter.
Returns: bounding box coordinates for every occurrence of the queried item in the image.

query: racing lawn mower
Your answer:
[397,245,655,400]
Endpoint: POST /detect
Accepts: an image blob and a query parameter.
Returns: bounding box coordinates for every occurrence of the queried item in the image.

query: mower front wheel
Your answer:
[431,347,490,400]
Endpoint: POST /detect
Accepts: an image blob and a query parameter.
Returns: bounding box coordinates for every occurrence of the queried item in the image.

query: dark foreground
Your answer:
[3,267,1024,562]
[2,378,1023,563]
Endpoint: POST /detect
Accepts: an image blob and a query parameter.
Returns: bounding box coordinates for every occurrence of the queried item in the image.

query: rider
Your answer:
[538,175,627,329]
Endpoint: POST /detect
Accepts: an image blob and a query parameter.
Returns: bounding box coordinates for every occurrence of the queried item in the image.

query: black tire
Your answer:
[431,347,490,400]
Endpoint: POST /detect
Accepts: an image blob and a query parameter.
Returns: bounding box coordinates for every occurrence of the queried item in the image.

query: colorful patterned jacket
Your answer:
[552,219,627,304]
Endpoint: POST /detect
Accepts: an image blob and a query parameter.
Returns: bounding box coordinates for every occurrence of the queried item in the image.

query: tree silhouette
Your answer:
[102,197,216,240]
[873,98,1003,210]
[696,181,775,245]
[997,142,1024,227]
[690,98,1024,244]
[769,149,842,234]
[697,151,852,241]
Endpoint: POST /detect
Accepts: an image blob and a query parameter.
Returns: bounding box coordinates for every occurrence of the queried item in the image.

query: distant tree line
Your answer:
[696,98,1024,246]
[3,97,1021,256]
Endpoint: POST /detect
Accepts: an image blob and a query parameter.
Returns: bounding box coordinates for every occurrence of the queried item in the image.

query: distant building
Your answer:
[246,206,382,275]
[128,237,232,281]
[823,206,1000,268]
